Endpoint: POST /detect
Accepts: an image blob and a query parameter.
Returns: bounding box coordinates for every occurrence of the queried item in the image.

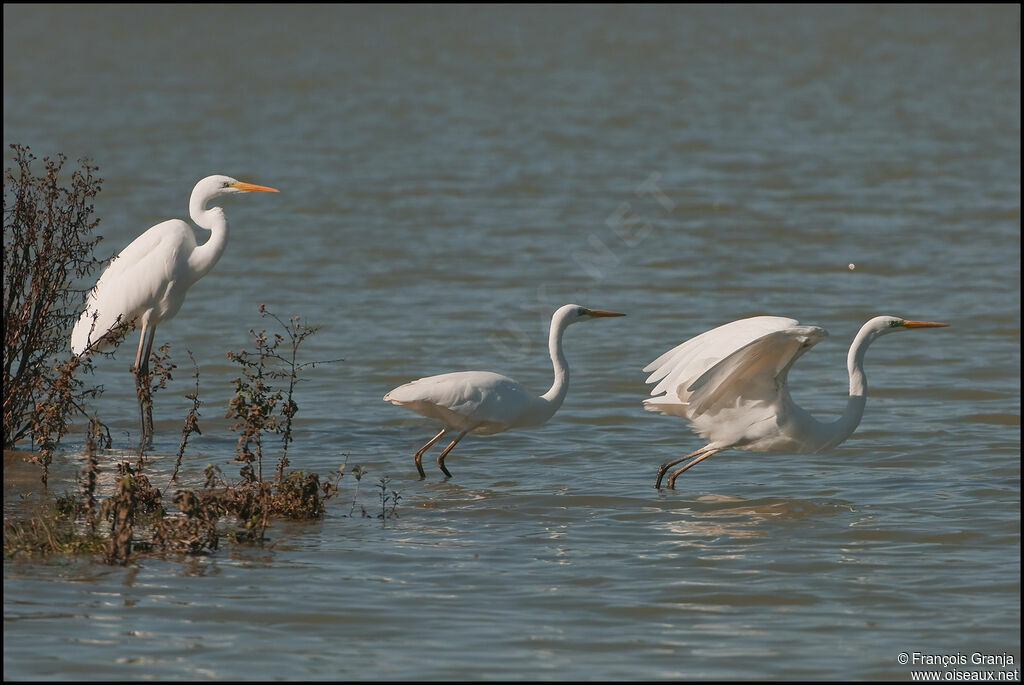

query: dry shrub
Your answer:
[2,145,111,484]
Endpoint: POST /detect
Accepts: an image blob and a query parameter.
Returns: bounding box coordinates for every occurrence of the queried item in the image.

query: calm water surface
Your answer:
[3,5,1020,680]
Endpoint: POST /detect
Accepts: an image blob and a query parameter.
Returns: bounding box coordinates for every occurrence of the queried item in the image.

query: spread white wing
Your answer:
[643,317,828,447]
[643,316,802,416]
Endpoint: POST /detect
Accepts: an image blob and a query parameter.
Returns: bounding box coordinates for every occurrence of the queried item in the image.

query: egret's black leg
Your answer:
[665,450,719,489]
[655,448,708,489]
[436,430,469,478]
[413,428,448,479]
[132,323,158,451]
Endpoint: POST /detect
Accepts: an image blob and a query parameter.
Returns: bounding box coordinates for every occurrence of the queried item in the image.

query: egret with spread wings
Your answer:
[642,315,948,489]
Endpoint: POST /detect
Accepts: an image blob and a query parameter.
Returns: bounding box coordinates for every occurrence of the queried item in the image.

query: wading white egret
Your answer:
[385,304,625,479]
[642,315,949,489]
[70,175,278,440]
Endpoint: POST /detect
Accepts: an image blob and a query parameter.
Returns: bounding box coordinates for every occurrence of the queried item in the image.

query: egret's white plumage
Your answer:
[643,315,948,488]
[385,304,625,478]
[71,175,279,365]
[386,371,545,436]
[70,175,278,443]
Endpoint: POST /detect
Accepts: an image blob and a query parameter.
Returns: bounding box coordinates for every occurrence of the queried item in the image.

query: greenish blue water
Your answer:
[4,5,1020,680]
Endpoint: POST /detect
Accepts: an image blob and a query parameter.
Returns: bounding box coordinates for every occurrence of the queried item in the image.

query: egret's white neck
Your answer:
[829,321,881,445]
[847,321,883,398]
[538,312,572,417]
[186,191,228,282]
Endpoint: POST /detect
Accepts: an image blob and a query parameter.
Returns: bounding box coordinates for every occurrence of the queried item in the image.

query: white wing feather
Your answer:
[685,325,828,415]
[643,316,799,410]
[71,220,194,354]
[643,318,828,449]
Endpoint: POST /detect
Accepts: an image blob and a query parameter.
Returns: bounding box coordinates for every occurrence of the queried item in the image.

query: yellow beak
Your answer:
[588,310,626,318]
[231,181,279,193]
[904,320,949,329]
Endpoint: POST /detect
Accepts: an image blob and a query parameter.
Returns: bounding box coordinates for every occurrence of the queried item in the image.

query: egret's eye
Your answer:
[889,319,903,328]
[576,307,587,316]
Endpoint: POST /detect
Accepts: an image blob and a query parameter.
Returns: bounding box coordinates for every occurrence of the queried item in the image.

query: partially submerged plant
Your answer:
[166,350,201,493]
[102,463,163,565]
[217,306,345,541]
[135,341,175,456]
[226,325,281,485]
[377,476,401,527]
[349,463,367,517]
[2,145,112,485]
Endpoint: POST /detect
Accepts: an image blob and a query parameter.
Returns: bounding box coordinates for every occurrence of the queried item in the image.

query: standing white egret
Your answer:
[71,175,279,441]
[384,304,625,479]
[642,315,949,489]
